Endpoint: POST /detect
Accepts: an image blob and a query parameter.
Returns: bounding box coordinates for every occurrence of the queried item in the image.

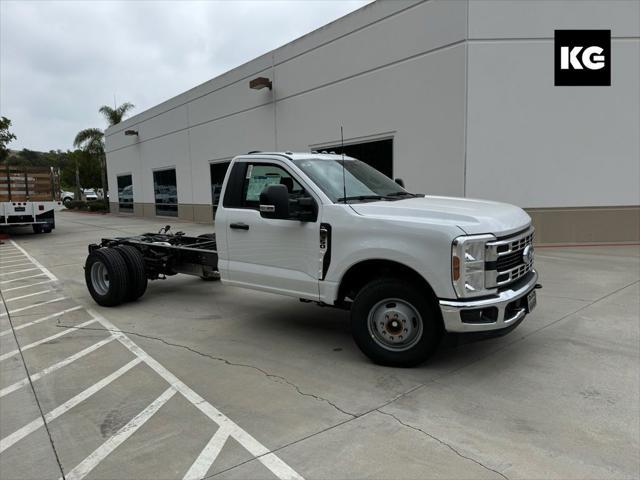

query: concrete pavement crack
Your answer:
[376,409,510,480]
[55,324,357,419]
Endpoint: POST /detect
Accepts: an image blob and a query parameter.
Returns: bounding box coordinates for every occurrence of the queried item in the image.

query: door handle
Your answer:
[230,222,249,231]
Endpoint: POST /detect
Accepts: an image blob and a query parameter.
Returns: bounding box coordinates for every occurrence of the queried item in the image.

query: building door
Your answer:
[210,161,230,220]
[153,168,178,217]
[117,174,133,213]
[317,138,393,178]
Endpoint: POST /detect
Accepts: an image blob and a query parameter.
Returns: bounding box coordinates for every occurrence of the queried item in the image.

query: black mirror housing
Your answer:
[394,178,405,188]
[259,184,290,219]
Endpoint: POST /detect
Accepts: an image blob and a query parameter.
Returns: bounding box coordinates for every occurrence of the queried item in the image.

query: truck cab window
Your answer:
[242,164,303,208]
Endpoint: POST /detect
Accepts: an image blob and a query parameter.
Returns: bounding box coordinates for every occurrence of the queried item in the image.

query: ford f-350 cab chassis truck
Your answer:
[85,152,541,366]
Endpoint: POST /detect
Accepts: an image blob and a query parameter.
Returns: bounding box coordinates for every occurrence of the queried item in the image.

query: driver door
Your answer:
[224,161,321,300]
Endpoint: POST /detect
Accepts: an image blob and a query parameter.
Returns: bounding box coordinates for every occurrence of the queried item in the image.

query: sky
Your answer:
[0,0,371,152]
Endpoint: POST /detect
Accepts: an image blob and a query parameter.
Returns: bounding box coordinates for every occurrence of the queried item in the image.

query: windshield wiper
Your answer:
[386,191,418,197]
[337,195,390,202]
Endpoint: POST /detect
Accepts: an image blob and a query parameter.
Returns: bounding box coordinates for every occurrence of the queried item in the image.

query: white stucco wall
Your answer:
[105,0,640,212]
[465,0,640,208]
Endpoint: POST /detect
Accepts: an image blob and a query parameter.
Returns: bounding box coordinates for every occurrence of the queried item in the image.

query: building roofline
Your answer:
[106,0,425,137]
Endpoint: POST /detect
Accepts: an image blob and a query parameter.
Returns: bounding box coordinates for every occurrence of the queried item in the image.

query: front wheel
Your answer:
[350,278,442,367]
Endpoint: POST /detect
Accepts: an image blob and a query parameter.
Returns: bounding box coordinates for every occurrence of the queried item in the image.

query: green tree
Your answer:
[74,102,134,205]
[73,128,105,201]
[60,150,100,189]
[0,116,17,162]
[98,102,135,126]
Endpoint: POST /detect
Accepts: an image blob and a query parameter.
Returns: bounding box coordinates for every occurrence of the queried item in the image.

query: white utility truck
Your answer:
[84,152,540,366]
[1,165,63,233]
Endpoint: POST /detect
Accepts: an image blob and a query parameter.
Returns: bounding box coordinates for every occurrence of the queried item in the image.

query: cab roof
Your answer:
[237,151,356,162]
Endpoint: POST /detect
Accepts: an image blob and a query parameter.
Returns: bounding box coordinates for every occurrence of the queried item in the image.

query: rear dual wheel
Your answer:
[85,246,147,307]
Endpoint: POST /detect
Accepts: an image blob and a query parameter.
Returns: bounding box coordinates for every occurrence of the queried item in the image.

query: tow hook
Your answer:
[535,284,543,290]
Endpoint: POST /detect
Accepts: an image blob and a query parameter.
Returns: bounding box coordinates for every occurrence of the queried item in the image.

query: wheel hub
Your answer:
[90,261,110,296]
[368,299,423,352]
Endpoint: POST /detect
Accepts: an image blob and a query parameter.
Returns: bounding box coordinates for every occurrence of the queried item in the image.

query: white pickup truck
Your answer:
[85,152,540,366]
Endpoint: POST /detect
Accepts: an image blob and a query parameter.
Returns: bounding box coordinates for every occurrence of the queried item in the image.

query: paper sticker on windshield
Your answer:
[246,175,281,201]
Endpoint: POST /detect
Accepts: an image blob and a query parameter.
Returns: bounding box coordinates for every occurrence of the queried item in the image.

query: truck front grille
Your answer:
[486,228,534,288]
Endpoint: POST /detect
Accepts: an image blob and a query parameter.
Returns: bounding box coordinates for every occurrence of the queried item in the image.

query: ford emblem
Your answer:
[522,245,534,264]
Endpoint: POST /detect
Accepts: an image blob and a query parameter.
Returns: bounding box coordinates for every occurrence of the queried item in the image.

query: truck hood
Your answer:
[350,195,531,236]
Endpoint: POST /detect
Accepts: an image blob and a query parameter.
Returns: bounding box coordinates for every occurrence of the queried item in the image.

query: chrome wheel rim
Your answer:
[90,261,109,296]
[367,298,423,352]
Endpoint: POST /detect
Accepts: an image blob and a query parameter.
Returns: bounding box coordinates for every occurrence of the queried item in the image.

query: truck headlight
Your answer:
[451,234,496,298]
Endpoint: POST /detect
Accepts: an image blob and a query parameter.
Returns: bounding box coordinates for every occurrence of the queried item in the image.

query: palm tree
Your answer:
[74,102,134,205]
[98,102,135,126]
[73,128,105,202]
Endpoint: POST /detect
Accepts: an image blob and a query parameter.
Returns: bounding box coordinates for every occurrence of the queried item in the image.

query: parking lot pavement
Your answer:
[0,210,638,480]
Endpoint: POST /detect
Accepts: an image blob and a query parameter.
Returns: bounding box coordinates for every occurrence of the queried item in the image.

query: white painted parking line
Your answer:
[63,387,177,480]
[0,262,33,270]
[0,358,141,454]
[1,279,54,293]
[0,251,24,256]
[0,306,84,337]
[1,258,30,265]
[183,425,232,480]
[3,241,304,480]
[0,296,67,317]
[0,273,47,284]
[5,289,52,303]
[0,267,40,276]
[10,240,57,281]
[89,309,305,480]
[0,318,97,362]
[0,335,116,398]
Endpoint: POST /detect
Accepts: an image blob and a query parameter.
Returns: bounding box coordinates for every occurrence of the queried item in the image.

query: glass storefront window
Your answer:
[153,168,178,217]
[117,174,133,212]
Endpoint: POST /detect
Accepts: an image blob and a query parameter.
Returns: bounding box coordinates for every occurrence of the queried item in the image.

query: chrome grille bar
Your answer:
[485,227,534,288]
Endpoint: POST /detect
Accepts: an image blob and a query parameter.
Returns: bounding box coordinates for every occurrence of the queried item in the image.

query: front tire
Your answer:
[85,248,130,306]
[350,278,442,367]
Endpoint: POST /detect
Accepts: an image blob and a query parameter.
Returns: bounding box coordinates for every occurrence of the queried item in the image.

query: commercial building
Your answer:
[105,0,640,243]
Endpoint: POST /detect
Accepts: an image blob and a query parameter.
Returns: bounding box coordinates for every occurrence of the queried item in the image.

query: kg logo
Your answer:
[554,30,611,86]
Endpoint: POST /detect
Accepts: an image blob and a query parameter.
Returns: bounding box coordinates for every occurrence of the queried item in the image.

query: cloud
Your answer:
[0,0,370,151]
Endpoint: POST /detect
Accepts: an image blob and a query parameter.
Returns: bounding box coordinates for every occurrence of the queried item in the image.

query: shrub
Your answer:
[87,201,108,212]
[65,200,108,212]
[66,200,88,210]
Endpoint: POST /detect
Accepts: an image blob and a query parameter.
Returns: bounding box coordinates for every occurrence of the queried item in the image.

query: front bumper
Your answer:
[439,270,539,333]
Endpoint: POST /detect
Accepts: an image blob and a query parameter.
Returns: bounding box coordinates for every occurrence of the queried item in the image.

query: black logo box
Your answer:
[554,30,611,86]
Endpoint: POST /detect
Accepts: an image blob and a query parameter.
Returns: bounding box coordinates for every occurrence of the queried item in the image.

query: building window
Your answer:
[153,168,178,217]
[210,161,230,220]
[315,138,393,178]
[117,174,133,213]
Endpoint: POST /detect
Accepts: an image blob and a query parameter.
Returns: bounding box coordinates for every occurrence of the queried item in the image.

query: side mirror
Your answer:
[295,196,317,222]
[394,178,405,188]
[259,184,290,219]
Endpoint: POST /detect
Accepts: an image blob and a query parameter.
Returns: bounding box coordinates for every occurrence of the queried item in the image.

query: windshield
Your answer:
[293,157,411,203]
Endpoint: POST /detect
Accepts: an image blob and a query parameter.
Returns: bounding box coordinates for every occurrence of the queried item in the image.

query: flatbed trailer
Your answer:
[86,227,219,306]
[0,164,63,232]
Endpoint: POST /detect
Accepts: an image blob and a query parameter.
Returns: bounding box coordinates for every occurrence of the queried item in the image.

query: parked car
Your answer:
[61,190,74,206]
[83,189,98,201]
